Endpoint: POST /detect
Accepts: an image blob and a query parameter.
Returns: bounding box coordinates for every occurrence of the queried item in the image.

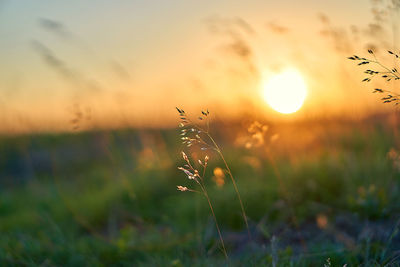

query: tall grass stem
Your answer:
[208,134,251,239]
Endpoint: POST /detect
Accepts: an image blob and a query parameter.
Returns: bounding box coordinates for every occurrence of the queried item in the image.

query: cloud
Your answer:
[317,13,352,53]
[371,7,387,23]
[31,40,78,82]
[225,36,252,59]
[110,61,131,81]
[38,18,72,39]
[31,41,103,96]
[205,15,255,37]
[233,17,255,35]
[317,13,330,24]
[267,22,290,34]
[203,15,260,100]
[205,16,254,59]
[365,23,385,37]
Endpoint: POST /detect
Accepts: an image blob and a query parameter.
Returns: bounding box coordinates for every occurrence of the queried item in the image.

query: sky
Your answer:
[0,0,399,133]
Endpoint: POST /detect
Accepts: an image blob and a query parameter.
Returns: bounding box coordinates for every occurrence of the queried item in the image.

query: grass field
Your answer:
[1,113,400,266]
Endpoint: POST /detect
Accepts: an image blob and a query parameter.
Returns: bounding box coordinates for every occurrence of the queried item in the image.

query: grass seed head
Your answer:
[177,186,189,192]
[349,50,400,105]
[181,151,189,162]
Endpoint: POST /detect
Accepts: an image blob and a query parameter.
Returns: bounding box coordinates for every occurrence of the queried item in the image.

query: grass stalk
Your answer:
[176,107,250,260]
[198,182,229,261]
[208,134,251,239]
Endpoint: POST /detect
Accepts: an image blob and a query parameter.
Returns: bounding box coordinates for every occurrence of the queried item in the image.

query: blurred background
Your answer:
[1,0,400,265]
[1,0,400,133]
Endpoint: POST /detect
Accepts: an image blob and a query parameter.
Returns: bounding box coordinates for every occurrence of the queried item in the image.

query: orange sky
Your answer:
[0,0,400,133]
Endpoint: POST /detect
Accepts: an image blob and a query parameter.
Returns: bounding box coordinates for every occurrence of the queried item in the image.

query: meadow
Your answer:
[1,112,400,266]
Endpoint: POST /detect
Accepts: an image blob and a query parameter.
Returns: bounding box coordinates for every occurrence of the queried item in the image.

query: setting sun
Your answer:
[262,69,308,114]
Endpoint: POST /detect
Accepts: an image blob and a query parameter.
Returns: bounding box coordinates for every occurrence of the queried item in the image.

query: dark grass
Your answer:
[1,114,400,266]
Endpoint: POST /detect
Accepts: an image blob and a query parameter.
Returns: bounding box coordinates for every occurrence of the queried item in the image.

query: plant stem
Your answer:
[198,183,229,261]
[208,134,251,239]
[371,55,400,79]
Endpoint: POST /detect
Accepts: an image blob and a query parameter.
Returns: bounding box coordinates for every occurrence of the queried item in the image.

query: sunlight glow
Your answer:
[262,69,308,114]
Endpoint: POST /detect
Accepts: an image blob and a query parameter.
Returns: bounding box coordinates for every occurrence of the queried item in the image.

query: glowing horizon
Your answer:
[0,0,398,133]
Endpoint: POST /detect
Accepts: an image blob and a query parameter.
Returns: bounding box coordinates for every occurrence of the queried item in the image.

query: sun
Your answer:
[262,69,307,114]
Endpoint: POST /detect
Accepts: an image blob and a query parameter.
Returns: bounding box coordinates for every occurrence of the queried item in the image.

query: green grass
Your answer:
[1,116,400,266]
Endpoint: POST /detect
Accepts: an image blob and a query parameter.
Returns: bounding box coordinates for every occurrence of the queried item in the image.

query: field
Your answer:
[1,113,400,266]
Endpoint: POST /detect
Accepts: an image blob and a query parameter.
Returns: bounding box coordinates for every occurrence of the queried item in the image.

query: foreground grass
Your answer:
[1,115,400,266]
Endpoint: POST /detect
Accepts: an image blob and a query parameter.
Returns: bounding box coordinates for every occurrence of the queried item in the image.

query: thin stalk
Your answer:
[207,134,251,239]
[380,89,400,97]
[371,54,400,79]
[198,182,229,260]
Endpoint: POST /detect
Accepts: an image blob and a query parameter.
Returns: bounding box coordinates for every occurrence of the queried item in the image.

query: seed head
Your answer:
[181,151,188,161]
[177,185,188,192]
[178,167,193,178]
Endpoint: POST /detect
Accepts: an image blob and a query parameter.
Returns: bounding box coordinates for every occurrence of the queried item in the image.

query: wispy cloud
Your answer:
[233,17,255,35]
[205,15,255,36]
[203,15,260,105]
[38,18,72,39]
[110,61,131,81]
[31,40,102,95]
[267,22,290,34]
[318,13,352,53]
[31,40,78,82]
